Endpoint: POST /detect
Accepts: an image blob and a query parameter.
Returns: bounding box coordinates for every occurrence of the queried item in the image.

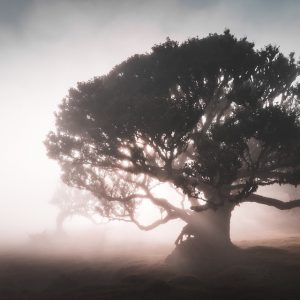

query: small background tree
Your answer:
[51,183,100,233]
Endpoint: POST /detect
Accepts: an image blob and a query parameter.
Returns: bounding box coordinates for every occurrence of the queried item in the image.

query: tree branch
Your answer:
[140,185,191,222]
[129,213,178,231]
[243,194,300,210]
[190,201,219,212]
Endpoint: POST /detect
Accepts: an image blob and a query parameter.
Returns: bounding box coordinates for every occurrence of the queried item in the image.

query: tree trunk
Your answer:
[56,210,69,233]
[189,202,234,248]
[167,202,237,272]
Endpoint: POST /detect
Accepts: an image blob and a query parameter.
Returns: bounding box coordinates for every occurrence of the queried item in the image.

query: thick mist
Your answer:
[1,0,300,255]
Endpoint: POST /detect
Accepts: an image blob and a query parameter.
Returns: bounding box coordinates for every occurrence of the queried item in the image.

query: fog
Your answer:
[1,0,300,257]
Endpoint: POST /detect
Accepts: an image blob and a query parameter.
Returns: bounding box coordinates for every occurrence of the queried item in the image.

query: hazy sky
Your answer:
[1,0,300,243]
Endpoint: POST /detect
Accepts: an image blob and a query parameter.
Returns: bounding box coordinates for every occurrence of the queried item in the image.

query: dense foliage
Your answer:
[46,31,300,230]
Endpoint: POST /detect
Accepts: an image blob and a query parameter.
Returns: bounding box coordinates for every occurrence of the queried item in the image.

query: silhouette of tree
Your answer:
[51,183,100,233]
[45,30,300,259]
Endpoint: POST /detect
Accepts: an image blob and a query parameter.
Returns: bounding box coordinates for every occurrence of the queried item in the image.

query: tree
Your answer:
[45,30,300,263]
[51,183,100,233]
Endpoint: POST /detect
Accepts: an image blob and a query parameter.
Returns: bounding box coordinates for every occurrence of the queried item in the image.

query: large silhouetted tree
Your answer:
[45,31,300,262]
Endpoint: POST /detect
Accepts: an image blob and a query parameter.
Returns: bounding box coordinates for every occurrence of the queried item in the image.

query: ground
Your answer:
[1,236,300,300]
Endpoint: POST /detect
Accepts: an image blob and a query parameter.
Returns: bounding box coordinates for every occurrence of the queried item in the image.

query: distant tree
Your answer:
[45,30,300,262]
[51,183,99,233]
[51,182,132,233]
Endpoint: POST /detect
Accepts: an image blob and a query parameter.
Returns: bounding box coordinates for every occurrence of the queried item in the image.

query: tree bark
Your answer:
[167,202,236,271]
[188,201,234,248]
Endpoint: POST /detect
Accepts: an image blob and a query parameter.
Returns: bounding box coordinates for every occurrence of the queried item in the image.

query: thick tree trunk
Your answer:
[167,202,237,272]
[189,202,234,248]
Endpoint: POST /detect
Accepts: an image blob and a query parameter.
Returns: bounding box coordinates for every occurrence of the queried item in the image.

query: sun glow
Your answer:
[134,183,186,226]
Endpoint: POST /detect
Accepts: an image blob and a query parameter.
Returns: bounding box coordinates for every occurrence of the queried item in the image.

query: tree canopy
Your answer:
[45,30,300,232]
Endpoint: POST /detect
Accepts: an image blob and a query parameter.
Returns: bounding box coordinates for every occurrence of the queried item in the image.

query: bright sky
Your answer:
[1,0,300,243]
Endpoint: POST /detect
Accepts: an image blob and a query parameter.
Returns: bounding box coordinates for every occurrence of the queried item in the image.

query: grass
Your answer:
[1,236,300,299]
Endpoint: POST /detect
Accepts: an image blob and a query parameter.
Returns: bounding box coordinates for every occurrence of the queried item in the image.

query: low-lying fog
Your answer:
[1,183,299,261]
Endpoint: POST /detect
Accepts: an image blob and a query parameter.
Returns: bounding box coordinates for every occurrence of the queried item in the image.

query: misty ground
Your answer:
[1,236,300,300]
